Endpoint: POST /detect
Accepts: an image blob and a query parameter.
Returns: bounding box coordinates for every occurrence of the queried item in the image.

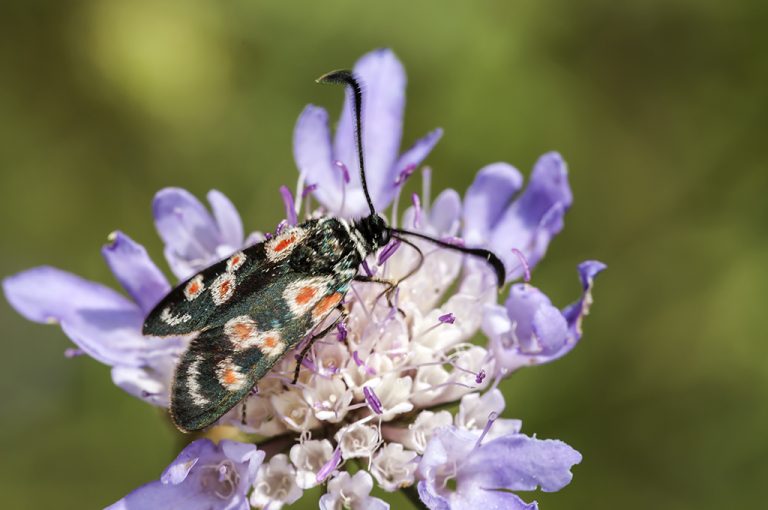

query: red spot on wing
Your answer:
[295,286,317,305]
[274,235,296,253]
[313,293,343,319]
[188,282,200,293]
[219,280,231,295]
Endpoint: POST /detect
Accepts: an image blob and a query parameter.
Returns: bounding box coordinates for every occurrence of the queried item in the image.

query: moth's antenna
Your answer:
[316,69,376,216]
[389,227,507,287]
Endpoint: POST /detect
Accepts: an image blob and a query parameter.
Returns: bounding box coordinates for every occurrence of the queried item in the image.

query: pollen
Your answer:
[295,286,317,305]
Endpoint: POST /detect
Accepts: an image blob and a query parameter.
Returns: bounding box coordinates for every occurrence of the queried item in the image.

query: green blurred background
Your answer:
[1,0,766,508]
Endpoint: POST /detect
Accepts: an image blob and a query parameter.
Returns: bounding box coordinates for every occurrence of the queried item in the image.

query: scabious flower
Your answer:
[3,48,605,509]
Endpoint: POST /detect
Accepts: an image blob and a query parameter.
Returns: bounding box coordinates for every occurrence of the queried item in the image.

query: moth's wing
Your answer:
[170,271,355,432]
[143,225,314,337]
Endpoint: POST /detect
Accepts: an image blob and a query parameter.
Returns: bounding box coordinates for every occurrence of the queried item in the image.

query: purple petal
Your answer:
[161,439,211,485]
[428,189,462,236]
[417,481,451,510]
[505,285,568,356]
[334,49,406,212]
[3,267,149,366]
[463,162,523,245]
[562,260,607,341]
[460,434,581,493]
[153,188,221,277]
[102,231,171,313]
[207,190,244,250]
[456,486,538,510]
[221,440,265,483]
[293,105,344,212]
[489,152,573,278]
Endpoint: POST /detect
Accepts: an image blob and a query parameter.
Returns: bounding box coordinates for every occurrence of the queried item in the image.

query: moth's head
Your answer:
[354,214,391,252]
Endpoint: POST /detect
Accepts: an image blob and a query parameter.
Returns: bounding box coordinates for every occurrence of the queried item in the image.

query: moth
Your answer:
[143,70,505,433]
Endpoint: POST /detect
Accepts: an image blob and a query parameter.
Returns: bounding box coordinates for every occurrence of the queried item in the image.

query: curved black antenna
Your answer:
[389,227,507,287]
[316,70,376,216]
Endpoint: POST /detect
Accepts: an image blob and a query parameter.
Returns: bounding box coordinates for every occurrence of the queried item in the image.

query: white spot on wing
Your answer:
[161,307,192,326]
[215,358,248,391]
[265,227,307,262]
[186,356,210,406]
[211,272,236,305]
[184,274,205,301]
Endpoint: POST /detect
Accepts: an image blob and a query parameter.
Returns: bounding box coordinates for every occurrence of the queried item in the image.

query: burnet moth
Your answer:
[143,70,506,433]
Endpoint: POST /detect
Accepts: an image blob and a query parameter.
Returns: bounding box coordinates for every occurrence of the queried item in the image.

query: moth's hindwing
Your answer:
[170,269,355,432]
[143,225,312,337]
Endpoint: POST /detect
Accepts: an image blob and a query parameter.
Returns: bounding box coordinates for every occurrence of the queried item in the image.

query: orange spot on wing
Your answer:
[232,322,253,340]
[262,336,277,348]
[219,280,231,295]
[274,235,295,252]
[313,293,343,319]
[223,369,238,385]
[295,286,317,305]
[188,282,200,293]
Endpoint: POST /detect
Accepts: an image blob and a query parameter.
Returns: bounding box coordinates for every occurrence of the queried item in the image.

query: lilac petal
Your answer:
[334,49,406,211]
[428,189,462,236]
[461,434,581,493]
[294,105,345,212]
[417,481,451,510]
[3,267,149,366]
[102,231,171,313]
[505,284,569,355]
[207,190,244,250]
[220,439,265,485]
[106,480,198,510]
[490,153,572,277]
[463,162,523,245]
[153,188,221,276]
[456,486,538,510]
[562,260,607,341]
[161,439,211,485]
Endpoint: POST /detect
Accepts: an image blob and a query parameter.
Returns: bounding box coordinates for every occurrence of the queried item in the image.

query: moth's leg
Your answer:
[392,235,425,285]
[241,386,258,426]
[292,306,348,385]
[353,274,400,309]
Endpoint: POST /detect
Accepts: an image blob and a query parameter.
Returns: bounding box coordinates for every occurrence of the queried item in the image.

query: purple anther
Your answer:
[377,238,402,265]
[316,447,342,483]
[334,160,351,183]
[301,183,318,199]
[440,236,466,247]
[336,322,348,343]
[295,353,316,372]
[275,219,288,236]
[510,248,531,283]
[361,259,374,277]
[363,386,383,415]
[279,185,298,226]
[475,369,487,385]
[140,390,160,399]
[411,193,422,228]
[475,411,499,448]
[264,232,273,240]
[438,312,456,325]
[393,163,417,187]
[352,350,365,367]
[64,348,84,358]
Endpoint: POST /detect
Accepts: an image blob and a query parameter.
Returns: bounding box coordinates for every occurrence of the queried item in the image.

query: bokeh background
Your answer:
[1,1,766,508]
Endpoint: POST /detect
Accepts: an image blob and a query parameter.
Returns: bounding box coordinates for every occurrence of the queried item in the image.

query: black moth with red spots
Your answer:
[143,70,504,432]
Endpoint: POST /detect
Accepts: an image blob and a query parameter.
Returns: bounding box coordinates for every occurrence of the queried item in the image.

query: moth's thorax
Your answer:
[288,218,366,275]
[351,214,391,253]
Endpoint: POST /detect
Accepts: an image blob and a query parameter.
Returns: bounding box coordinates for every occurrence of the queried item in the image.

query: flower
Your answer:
[3,48,605,509]
[417,425,581,510]
[293,48,443,217]
[107,439,264,510]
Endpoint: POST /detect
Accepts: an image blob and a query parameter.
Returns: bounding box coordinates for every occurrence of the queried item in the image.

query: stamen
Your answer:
[475,369,487,385]
[363,386,383,415]
[264,232,273,240]
[510,248,531,283]
[336,322,348,343]
[411,193,422,228]
[64,348,84,358]
[377,238,402,265]
[279,185,298,226]
[393,163,417,187]
[334,160,351,183]
[275,219,288,236]
[475,411,499,448]
[295,353,317,373]
[316,447,342,483]
[140,390,160,399]
[352,351,376,375]
[438,313,455,325]
[301,183,318,199]
[421,166,432,211]
[361,260,374,277]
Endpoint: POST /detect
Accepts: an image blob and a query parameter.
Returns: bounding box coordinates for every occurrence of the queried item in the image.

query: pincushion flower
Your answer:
[3,48,605,509]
